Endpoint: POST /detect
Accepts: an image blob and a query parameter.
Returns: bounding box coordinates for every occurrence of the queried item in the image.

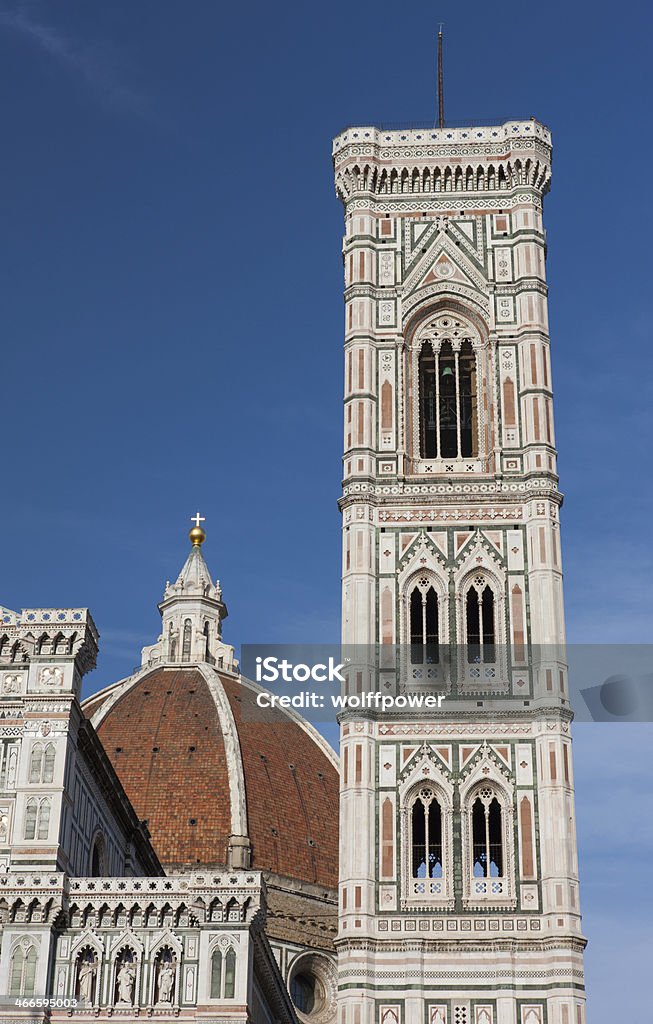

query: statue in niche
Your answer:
[78,957,97,1004]
[157,960,175,1003]
[116,960,136,1004]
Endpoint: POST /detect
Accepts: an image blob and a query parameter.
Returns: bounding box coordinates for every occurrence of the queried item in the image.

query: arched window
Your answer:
[29,744,43,784]
[9,944,37,995]
[418,339,478,460]
[210,949,222,999]
[419,344,437,458]
[29,742,56,784]
[24,799,37,840]
[203,621,210,661]
[181,620,192,662]
[466,576,496,663]
[224,948,236,999]
[37,799,51,840]
[90,834,105,877]
[42,744,55,783]
[472,788,504,877]
[410,787,442,880]
[408,580,439,665]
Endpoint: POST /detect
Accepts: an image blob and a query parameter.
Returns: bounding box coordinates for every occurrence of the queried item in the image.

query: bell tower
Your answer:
[333,113,587,1024]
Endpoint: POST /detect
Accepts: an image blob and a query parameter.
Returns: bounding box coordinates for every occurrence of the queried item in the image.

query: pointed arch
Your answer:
[24,798,37,840]
[9,942,37,996]
[210,948,222,998]
[42,743,56,784]
[29,744,43,784]
[413,312,482,464]
[408,579,439,666]
[224,948,236,998]
[419,341,437,457]
[465,574,496,664]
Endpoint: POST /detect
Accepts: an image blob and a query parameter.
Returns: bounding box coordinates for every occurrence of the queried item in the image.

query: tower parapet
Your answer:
[0,606,98,699]
[333,119,552,206]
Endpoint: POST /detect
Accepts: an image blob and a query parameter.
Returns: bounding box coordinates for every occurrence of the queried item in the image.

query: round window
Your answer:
[291,972,316,1014]
[288,953,336,1022]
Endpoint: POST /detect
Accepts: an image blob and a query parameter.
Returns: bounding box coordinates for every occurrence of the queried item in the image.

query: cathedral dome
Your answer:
[83,664,340,886]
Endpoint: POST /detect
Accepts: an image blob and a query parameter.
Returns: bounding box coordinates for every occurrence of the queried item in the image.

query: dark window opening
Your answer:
[466,583,495,663]
[418,338,478,460]
[409,585,439,665]
[224,949,236,999]
[472,795,503,877]
[291,973,316,1014]
[411,790,443,878]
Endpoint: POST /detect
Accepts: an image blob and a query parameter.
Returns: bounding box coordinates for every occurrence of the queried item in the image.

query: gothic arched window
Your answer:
[410,787,443,880]
[472,788,504,878]
[90,834,105,877]
[210,950,222,998]
[224,948,236,999]
[29,742,56,784]
[28,745,42,784]
[36,798,51,840]
[419,344,437,458]
[9,944,37,996]
[181,620,192,662]
[24,799,37,840]
[419,339,478,460]
[42,743,55,784]
[408,581,439,665]
[466,576,496,663]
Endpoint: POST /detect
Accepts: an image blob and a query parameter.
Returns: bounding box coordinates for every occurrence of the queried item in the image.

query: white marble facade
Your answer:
[334,120,587,1024]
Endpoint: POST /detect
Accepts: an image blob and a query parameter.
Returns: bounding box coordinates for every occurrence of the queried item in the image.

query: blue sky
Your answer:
[0,1,651,1018]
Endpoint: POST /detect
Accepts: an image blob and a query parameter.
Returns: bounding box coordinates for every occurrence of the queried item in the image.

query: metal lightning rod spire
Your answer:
[437,23,445,129]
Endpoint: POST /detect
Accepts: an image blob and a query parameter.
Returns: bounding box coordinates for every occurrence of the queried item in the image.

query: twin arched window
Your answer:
[406,782,508,899]
[419,340,477,459]
[407,574,497,665]
[24,797,51,840]
[210,948,236,1000]
[29,742,55,784]
[9,944,37,995]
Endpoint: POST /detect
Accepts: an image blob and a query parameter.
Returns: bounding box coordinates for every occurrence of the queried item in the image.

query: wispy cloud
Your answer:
[0,2,149,116]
